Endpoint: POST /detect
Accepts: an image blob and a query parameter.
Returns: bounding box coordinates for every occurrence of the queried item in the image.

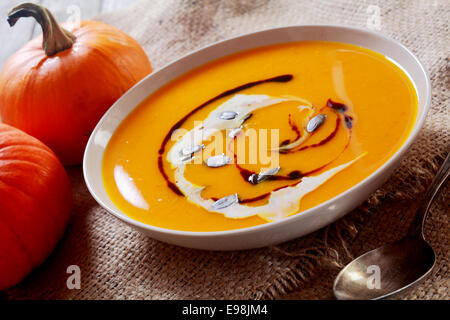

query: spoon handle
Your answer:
[409,151,450,238]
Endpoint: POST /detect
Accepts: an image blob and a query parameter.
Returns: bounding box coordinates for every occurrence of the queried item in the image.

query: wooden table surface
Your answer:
[0,0,137,69]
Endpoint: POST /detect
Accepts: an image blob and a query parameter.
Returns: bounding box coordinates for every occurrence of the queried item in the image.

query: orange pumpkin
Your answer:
[0,123,72,290]
[0,3,152,165]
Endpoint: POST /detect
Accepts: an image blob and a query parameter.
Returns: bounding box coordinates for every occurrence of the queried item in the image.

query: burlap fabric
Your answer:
[4,0,449,300]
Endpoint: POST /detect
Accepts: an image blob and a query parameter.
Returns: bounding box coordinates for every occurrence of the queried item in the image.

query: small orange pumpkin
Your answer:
[0,3,152,165]
[0,123,72,290]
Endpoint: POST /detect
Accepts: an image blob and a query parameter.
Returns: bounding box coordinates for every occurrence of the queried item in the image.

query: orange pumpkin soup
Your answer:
[102,41,417,231]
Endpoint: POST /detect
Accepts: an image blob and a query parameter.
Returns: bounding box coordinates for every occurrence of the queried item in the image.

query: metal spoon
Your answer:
[333,152,450,300]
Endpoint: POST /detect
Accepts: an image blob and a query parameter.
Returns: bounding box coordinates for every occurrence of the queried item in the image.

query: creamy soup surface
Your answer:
[102,41,418,231]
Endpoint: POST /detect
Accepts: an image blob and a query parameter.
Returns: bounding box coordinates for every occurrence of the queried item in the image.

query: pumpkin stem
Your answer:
[7,2,76,56]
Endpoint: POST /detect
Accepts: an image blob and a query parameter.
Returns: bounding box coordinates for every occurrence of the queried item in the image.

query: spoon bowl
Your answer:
[333,236,435,300]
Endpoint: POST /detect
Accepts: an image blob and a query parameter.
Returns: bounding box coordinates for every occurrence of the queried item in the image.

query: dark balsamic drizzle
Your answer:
[279,114,303,147]
[239,193,270,204]
[230,101,353,203]
[328,99,353,129]
[292,117,341,152]
[158,156,183,196]
[157,75,354,206]
[280,114,302,147]
[158,74,293,195]
[344,115,353,129]
[158,74,293,156]
[327,99,348,113]
[238,164,329,204]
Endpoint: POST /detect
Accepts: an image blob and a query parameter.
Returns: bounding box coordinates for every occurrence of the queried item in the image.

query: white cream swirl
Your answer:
[166,94,364,221]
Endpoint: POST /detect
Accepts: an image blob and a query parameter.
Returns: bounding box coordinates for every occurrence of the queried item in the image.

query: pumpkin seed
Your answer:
[257,167,280,183]
[180,154,193,162]
[228,126,243,138]
[248,173,259,185]
[248,167,280,184]
[180,144,205,156]
[306,114,327,133]
[219,111,238,120]
[205,154,231,168]
[212,194,239,210]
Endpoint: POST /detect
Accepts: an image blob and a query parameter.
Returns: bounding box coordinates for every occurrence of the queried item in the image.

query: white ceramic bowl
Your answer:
[83,25,430,250]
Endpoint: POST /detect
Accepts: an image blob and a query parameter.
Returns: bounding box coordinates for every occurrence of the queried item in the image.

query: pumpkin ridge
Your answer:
[88,35,148,84]
[0,142,53,156]
[0,138,46,151]
[0,180,46,267]
[0,158,53,173]
[31,55,49,70]
[0,160,58,195]
[0,166,37,200]
[0,218,34,286]
[0,218,34,265]
[87,44,137,89]
[8,67,36,126]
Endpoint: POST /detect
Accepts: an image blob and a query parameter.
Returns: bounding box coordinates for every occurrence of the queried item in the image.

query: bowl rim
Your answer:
[83,24,431,238]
